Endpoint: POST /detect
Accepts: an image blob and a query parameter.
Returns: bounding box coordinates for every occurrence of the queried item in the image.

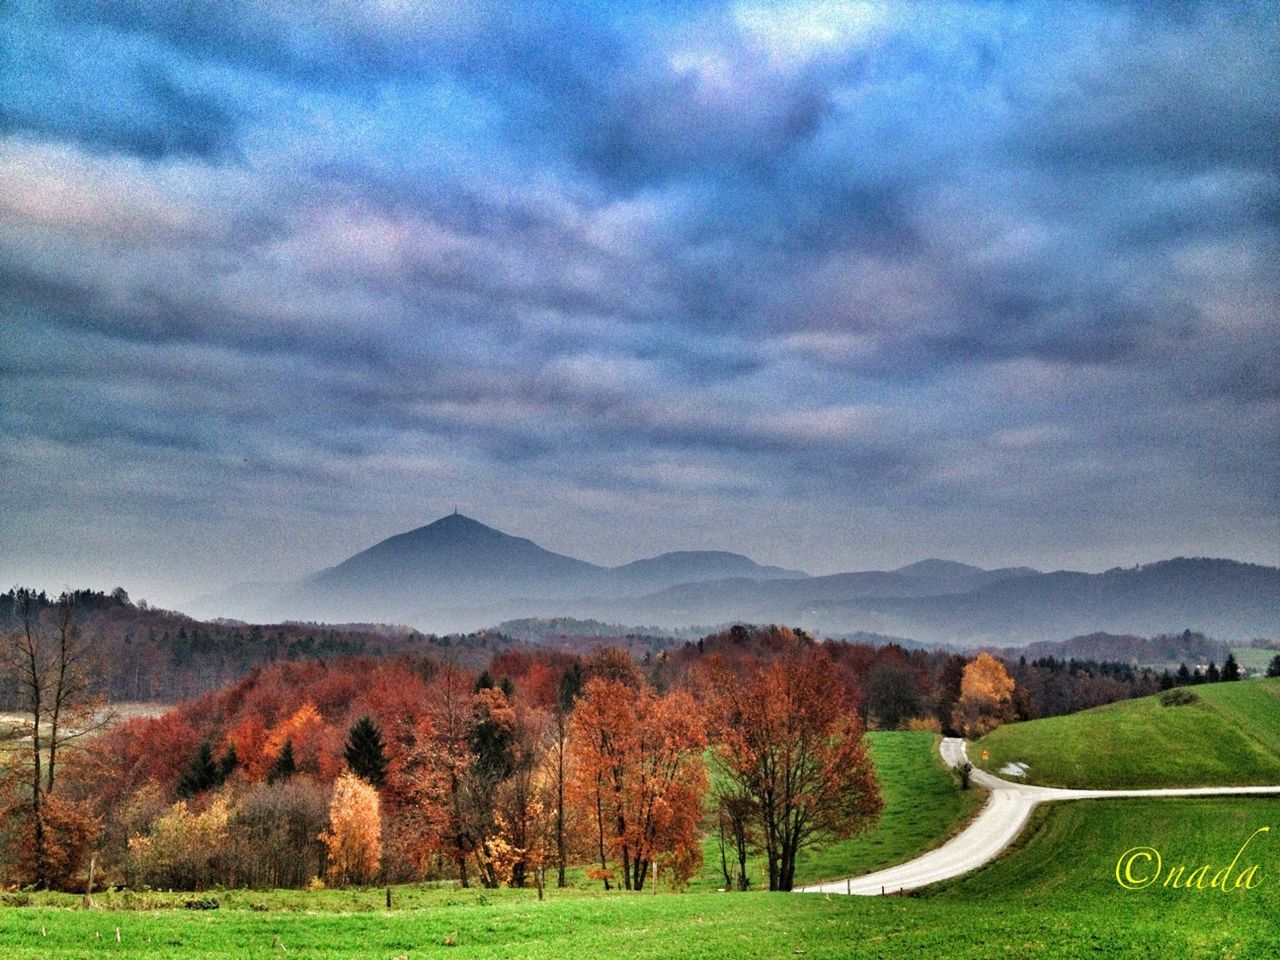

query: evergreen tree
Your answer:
[1176,663,1192,686]
[559,662,584,713]
[218,744,238,782]
[1267,654,1280,678]
[268,739,297,784]
[1158,670,1174,691]
[1222,654,1241,682]
[177,740,221,798]
[344,716,388,788]
[1206,661,1221,683]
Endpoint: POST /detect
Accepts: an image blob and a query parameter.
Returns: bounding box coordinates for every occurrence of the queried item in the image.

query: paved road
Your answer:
[796,737,1280,895]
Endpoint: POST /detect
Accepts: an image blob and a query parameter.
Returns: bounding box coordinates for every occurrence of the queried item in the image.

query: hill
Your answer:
[603,557,1278,646]
[974,678,1280,788]
[1007,630,1233,667]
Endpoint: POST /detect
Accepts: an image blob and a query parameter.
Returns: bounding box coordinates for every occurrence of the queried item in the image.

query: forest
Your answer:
[1,589,1239,896]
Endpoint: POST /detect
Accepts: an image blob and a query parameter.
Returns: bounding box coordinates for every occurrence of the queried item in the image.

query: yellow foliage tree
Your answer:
[321,771,381,886]
[951,653,1016,738]
[127,795,233,890]
[257,702,323,780]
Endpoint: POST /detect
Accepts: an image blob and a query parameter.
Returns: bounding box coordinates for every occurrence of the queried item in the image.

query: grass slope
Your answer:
[691,730,982,889]
[976,678,1280,788]
[5,797,1277,959]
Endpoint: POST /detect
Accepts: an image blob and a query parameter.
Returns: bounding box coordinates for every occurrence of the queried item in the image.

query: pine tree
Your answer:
[1222,654,1241,682]
[1206,661,1221,683]
[1268,654,1280,678]
[267,739,297,784]
[218,744,238,782]
[344,716,388,788]
[177,740,221,797]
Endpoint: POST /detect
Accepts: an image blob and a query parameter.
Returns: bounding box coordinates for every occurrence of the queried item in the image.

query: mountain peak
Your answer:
[895,559,987,579]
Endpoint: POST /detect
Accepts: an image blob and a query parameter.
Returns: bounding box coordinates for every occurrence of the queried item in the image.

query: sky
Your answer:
[1,0,1277,607]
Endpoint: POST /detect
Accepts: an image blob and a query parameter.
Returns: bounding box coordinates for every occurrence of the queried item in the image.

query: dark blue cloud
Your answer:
[1,0,1276,601]
[1,5,244,160]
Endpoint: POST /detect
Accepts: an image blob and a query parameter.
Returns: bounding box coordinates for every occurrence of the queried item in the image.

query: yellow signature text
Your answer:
[1115,827,1269,891]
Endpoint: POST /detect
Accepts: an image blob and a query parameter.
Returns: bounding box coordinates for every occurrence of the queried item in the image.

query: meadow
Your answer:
[3,796,1276,959]
[975,678,1280,789]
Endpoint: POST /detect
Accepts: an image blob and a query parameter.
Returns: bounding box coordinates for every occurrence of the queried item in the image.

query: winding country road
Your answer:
[796,737,1280,895]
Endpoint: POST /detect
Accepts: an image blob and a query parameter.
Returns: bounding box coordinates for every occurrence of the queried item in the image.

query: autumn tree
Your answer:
[322,771,382,886]
[380,713,448,881]
[568,677,708,891]
[2,590,110,887]
[228,778,328,888]
[427,663,480,886]
[127,796,233,890]
[344,715,389,787]
[464,685,518,887]
[714,785,756,891]
[552,662,582,886]
[700,639,882,892]
[951,653,1017,737]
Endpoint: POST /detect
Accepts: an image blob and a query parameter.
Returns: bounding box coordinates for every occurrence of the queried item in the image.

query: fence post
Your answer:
[83,854,97,909]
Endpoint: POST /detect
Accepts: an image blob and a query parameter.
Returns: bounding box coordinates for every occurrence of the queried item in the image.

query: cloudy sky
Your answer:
[2,0,1277,606]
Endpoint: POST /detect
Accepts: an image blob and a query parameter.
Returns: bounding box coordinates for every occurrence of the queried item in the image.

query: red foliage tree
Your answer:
[567,678,707,890]
[699,638,882,891]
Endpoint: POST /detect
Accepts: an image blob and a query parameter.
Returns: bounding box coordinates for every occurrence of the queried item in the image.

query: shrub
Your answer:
[1159,688,1200,707]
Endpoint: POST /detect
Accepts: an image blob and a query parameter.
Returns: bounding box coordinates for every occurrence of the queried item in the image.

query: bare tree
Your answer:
[3,590,113,887]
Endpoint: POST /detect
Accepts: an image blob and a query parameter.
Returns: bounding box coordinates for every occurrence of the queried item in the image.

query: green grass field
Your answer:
[975,678,1280,789]
[690,730,982,889]
[3,796,1276,959]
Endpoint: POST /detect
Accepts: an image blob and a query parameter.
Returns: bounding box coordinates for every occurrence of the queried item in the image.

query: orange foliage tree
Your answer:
[951,653,1016,737]
[700,638,882,891]
[321,771,381,886]
[567,677,708,891]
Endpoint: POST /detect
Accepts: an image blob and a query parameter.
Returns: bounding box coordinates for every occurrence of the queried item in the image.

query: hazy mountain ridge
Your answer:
[181,515,1279,644]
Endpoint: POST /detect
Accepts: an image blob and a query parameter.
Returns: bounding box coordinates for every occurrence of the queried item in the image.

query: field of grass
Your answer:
[690,730,982,889]
[975,678,1280,789]
[4,796,1276,958]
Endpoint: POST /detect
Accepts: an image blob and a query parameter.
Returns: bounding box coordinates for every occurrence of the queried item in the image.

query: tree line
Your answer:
[5,596,1238,896]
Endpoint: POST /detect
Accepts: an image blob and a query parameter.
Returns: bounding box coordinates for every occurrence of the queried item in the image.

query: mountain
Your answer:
[308,513,601,593]
[852,558,1280,645]
[181,516,1279,645]
[583,558,1277,646]
[188,513,814,629]
[282,513,602,625]
[600,551,806,596]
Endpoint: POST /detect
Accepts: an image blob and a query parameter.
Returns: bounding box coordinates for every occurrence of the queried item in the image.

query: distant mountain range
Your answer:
[184,513,1280,645]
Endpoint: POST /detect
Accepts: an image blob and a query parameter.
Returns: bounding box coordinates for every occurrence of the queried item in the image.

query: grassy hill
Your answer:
[5,796,1276,959]
[976,678,1280,788]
